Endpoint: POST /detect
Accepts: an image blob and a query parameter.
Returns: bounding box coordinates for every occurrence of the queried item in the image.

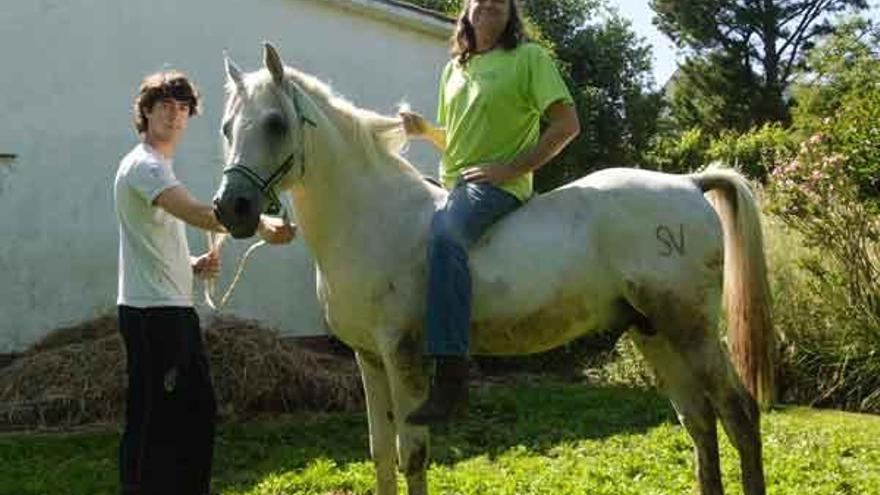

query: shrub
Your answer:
[765,123,880,412]
[768,130,880,322]
[764,218,880,412]
[588,335,655,388]
[644,123,794,182]
[707,124,796,183]
[643,127,710,173]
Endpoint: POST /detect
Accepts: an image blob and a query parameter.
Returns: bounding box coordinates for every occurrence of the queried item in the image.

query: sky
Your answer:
[604,0,880,87]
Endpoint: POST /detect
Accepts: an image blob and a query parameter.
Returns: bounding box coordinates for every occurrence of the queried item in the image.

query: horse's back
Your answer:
[565,168,723,277]
[468,168,724,354]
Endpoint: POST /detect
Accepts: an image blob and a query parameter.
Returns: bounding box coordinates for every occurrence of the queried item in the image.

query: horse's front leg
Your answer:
[381,332,431,495]
[355,350,398,495]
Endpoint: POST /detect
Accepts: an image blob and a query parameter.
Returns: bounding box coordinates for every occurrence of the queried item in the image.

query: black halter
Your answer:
[223,87,315,215]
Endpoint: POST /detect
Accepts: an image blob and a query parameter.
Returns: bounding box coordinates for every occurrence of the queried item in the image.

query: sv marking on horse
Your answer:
[211,43,773,495]
[657,224,686,257]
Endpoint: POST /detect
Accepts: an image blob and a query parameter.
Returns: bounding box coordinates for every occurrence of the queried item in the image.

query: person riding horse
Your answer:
[400,0,581,425]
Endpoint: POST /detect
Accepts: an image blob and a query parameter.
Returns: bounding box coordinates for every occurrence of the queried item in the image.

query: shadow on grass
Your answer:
[212,382,676,492]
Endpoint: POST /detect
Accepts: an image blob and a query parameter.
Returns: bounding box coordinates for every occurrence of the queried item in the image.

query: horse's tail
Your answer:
[692,166,775,407]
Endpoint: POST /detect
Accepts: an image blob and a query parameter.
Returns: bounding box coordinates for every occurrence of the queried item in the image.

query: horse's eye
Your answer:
[221,120,233,141]
[264,112,288,138]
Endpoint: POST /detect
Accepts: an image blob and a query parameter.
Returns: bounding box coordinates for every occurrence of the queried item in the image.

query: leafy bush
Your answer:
[762,21,880,412]
[643,126,710,173]
[822,89,880,201]
[789,18,880,201]
[588,335,655,388]
[644,123,794,182]
[768,130,880,322]
[763,217,880,412]
[765,122,880,412]
[405,0,459,14]
[707,124,795,183]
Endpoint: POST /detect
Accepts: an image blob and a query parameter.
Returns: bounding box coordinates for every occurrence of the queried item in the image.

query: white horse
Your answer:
[212,44,772,495]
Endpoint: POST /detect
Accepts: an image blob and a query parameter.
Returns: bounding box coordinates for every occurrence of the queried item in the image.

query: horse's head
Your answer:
[213,43,307,238]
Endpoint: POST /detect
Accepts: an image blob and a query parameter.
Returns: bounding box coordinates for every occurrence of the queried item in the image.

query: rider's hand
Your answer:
[192,250,221,279]
[400,111,429,138]
[258,216,297,245]
[461,162,522,186]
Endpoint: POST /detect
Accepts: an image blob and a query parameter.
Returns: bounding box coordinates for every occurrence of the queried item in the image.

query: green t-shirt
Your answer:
[437,43,573,201]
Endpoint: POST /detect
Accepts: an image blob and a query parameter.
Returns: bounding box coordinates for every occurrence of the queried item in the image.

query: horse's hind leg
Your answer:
[706,349,766,495]
[630,332,725,495]
[355,350,399,495]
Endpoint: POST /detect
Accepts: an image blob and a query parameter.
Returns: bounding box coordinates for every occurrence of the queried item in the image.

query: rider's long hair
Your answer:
[452,0,528,66]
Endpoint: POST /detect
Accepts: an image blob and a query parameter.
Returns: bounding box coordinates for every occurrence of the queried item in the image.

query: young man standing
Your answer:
[114,71,293,495]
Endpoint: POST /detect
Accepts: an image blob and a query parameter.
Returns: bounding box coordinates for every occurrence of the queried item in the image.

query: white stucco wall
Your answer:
[0,0,452,352]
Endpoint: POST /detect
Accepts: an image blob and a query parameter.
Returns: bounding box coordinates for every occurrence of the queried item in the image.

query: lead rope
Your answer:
[204,206,291,311]
[203,233,263,311]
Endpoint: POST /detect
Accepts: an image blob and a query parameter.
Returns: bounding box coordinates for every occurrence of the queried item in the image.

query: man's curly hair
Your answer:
[132,70,201,134]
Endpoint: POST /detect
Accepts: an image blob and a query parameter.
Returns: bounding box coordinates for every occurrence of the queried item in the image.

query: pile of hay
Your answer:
[0,315,363,430]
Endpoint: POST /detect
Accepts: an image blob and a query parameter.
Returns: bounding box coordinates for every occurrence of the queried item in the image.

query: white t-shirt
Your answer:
[114,143,193,307]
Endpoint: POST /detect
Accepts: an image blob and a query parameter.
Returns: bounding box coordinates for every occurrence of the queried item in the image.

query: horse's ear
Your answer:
[263,42,285,86]
[224,52,246,94]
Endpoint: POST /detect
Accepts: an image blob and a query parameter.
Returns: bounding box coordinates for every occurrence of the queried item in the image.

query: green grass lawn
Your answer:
[2,382,878,495]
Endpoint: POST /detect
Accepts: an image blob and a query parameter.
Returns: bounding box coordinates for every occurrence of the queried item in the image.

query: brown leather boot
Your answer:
[406,356,470,425]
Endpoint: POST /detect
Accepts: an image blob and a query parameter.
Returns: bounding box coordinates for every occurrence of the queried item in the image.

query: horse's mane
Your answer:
[229,68,425,181]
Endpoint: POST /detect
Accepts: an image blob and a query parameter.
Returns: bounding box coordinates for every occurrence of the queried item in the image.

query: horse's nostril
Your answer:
[234,197,251,217]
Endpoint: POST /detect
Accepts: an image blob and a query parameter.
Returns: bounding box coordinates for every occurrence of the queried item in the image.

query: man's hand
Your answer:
[192,250,220,279]
[461,162,521,186]
[258,215,297,245]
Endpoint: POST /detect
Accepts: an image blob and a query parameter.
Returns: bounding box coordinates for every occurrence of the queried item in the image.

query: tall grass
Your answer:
[764,217,880,412]
[591,214,880,414]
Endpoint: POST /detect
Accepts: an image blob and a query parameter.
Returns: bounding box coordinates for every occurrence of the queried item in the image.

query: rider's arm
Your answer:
[460,101,580,185]
[154,185,227,233]
[422,126,447,152]
[400,112,446,152]
[506,100,579,175]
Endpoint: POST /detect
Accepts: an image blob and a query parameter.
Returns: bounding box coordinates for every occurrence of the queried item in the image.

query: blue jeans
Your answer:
[426,181,522,356]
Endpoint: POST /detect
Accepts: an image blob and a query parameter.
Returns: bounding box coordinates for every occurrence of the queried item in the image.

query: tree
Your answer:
[531,5,663,189]
[540,13,664,187]
[667,49,762,134]
[653,0,869,129]
[791,18,880,133]
[519,0,598,48]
